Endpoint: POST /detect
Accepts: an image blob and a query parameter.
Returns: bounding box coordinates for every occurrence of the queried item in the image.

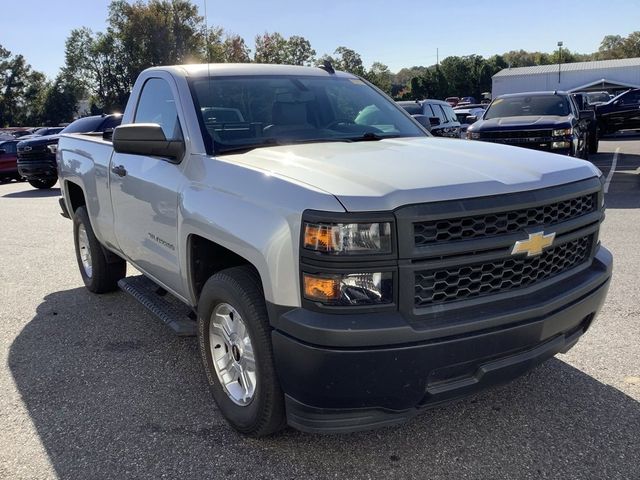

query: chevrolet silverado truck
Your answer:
[57,64,612,436]
[467,91,595,156]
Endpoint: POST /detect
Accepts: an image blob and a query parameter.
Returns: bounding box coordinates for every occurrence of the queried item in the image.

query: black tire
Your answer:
[197,266,286,437]
[73,206,126,293]
[28,177,57,189]
[589,129,599,154]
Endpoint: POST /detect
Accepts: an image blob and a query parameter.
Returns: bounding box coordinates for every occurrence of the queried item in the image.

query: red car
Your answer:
[445,96,460,107]
[0,140,23,183]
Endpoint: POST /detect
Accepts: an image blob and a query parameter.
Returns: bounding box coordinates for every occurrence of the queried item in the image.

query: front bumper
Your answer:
[17,157,57,181]
[477,137,574,156]
[272,247,612,433]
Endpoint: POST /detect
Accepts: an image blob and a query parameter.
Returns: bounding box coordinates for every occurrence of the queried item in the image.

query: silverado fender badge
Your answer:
[511,231,556,257]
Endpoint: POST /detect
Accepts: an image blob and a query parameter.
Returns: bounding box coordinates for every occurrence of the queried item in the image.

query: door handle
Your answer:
[112,165,127,177]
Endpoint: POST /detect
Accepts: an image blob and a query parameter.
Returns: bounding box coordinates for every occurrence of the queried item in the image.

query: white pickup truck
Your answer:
[58,63,612,436]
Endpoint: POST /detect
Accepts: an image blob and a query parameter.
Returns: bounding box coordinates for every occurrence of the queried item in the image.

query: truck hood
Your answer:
[222,137,599,211]
[472,116,571,131]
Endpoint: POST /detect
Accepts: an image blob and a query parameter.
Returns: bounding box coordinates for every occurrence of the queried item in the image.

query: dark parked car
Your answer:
[397,99,461,138]
[18,126,65,141]
[17,114,122,189]
[0,140,23,183]
[595,88,640,135]
[570,93,600,153]
[466,91,591,159]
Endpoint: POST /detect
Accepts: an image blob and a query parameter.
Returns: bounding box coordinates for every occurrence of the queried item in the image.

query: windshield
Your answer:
[586,92,610,103]
[484,95,570,119]
[189,75,426,155]
[61,116,104,134]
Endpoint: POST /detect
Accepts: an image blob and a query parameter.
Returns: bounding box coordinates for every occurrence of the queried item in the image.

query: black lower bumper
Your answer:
[272,248,612,433]
[17,159,57,181]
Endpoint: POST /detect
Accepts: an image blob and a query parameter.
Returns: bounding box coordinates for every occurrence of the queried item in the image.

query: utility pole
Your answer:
[437,48,439,68]
[557,41,563,84]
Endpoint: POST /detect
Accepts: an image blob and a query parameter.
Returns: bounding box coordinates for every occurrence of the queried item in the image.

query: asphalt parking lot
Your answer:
[1,137,639,480]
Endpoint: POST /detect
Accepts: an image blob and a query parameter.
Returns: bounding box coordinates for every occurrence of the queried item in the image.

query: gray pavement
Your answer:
[1,138,639,480]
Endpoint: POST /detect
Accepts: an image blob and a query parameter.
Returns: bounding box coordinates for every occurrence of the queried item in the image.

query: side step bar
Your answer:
[118,275,197,336]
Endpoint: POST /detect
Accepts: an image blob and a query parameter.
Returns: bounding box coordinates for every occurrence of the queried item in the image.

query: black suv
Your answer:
[397,99,461,138]
[595,88,640,135]
[466,91,591,159]
[17,114,122,189]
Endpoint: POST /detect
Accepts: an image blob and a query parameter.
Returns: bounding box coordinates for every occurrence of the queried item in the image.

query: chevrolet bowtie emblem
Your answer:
[511,231,556,257]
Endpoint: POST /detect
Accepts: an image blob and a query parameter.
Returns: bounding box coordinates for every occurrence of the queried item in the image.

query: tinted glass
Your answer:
[484,95,570,119]
[0,141,17,154]
[190,75,426,154]
[441,104,459,123]
[101,115,123,131]
[135,78,182,140]
[620,91,640,105]
[61,116,104,134]
[399,104,423,115]
[430,104,447,122]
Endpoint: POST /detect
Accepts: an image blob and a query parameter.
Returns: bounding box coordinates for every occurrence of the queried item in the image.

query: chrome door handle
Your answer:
[112,165,127,177]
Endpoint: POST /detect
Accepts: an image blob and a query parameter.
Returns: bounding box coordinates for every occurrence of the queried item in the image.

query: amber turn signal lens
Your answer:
[303,224,337,252]
[303,274,340,302]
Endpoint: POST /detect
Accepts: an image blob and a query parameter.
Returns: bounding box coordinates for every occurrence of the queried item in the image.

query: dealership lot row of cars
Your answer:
[2,87,640,190]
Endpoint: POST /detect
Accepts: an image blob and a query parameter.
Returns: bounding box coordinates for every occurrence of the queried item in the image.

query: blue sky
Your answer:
[2,0,639,79]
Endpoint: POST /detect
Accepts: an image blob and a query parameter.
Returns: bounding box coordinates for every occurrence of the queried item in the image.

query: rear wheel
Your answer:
[197,266,286,437]
[589,127,599,154]
[28,177,57,189]
[73,206,126,293]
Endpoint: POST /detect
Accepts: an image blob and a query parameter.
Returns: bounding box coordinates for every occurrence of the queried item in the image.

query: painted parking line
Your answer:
[603,147,620,194]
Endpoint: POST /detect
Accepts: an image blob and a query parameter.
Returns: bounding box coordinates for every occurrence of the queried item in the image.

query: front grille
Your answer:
[414,193,596,247]
[17,146,53,163]
[414,234,592,307]
[479,129,553,139]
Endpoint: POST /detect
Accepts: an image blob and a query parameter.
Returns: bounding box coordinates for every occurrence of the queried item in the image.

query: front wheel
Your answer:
[73,206,126,293]
[28,177,57,189]
[197,266,286,437]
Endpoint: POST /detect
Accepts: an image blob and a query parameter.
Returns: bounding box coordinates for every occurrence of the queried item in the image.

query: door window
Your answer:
[135,78,183,140]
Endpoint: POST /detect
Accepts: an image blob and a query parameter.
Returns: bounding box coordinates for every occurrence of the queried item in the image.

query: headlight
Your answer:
[303,222,392,255]
[551,141,570,149]
[303,272,393,305]
[552,128,572,137]
[47,144,58,154]
[467,131,481,140]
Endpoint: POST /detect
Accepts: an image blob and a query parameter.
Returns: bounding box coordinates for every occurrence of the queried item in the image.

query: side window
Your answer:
[135,78,182,140]
[423,104,435,117]
[623,92,640,105]
[3,142,17,154]
[431,104,447,123]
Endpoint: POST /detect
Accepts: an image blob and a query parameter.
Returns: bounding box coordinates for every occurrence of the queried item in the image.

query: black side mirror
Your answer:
[579,110,596,122]
[466,115,478,124]
[411,114,432,131]
[429,116,441,127]
[113,124,184,163]
[0,149,5,155]
[613,99,620,105]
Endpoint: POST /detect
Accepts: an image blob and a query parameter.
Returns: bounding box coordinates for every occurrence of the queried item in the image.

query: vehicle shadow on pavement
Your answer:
[2,187,61,198]
[9,287,640,480]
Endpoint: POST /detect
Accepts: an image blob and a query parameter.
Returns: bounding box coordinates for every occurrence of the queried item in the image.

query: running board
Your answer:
[118,275,197,336]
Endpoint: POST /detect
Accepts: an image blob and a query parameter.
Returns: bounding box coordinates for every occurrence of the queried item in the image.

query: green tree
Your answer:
[254,32,287,64]
[365,62,393,94]
[283,35,316,66]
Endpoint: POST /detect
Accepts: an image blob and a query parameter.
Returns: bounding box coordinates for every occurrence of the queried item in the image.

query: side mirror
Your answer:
[579,110,596,122]
[466,115,478,124]
[429,116,441,127]
[613,99,620,105]
[0,149,5,155]
[113,123,184,162]
[411,114,432,131]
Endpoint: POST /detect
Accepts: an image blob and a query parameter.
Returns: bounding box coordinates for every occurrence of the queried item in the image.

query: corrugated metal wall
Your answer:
[492,65,640,96]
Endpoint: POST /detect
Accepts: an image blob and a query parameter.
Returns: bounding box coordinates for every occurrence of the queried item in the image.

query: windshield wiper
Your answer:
[346,132,405,142]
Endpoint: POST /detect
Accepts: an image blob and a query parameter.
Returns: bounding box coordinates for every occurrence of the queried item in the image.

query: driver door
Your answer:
[109,76,186,295]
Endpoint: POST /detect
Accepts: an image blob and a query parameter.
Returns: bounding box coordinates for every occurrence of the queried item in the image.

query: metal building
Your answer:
[492,57,640,97]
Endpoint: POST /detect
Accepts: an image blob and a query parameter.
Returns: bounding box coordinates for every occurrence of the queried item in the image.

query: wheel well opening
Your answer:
[190,235,256,301]
[66,182,86,213]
